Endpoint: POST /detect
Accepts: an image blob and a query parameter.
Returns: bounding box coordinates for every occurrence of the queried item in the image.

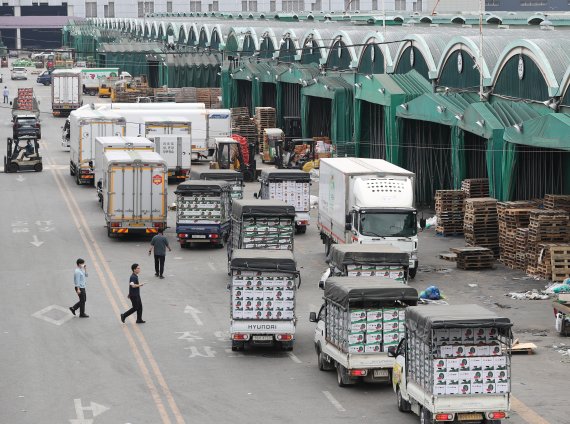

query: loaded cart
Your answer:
[321,244,410,287]
[229,249,300,351]
[310,277,418,387]
[257,169,311,234]
[391,304,513,424]
[174,180,232,247]
[190,169,244,200]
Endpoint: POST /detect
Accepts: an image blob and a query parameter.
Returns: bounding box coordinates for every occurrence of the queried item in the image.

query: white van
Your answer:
[11,67,27,80]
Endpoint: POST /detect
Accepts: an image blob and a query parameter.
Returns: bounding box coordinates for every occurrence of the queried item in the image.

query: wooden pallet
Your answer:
[451,247,495,270]
[439,253,457,261]
[551,245,570,281]
[461,178,490,198]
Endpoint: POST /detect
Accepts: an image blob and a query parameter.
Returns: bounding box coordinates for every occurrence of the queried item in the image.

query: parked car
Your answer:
[36,70,52,85]
[11,67,27,80]
[31,52,52,61]
[8,50,18,58]
[13,115,41,139]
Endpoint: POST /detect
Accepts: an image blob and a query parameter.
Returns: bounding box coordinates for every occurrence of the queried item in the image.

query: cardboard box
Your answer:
[485,383,496,394]
[434,371,446,382]
[459,358,470,371]
[434,384,447,396]
[366,321,383,332]
[476,346,491,357]
[440,345,454,358]
[364,343,382,353]
[398,309,406,320]
[484,370,496,382]
[496,381,510,393]
[475,328,486,343]
[471,383,484,394]
[350,310,367,322]
[494,356,507,370]
[449,329,462,343]
[453,345,466,357]
[383,320,400,332]
[434,359,447,372]
[471,371,484,383]
[460,383,471,395]
[486,328,499,341]
[482,357,495,370]
[350,322,367,332]
[462,328,475,344]
[446,371,459,381]
[445,384,459,395]
[398,322,406,332]
[383,331,400,344]
[348,333,365,344]
[466,346,478,357]
[366,331,383,343]
[470,357,483,371]
[490,345,502,356]
[459,370,471,380]
[348,344,365,354]
[383,308,399,321]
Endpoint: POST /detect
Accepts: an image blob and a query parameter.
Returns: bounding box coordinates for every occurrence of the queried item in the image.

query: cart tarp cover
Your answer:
[261,169,311,181]
[191,169,244,182]
[324,277,418,308]
[175,180,230,194]
[330,244,409,267]
[232,199,295,217]
[406,304,512,344]
[230,249,297,272]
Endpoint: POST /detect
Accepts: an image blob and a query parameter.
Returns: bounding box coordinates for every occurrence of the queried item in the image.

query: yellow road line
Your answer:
[511,396,550,424]
[46,155,184,424]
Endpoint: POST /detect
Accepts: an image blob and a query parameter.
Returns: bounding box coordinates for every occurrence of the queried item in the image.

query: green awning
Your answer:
[396,92,480,125]
[504,113,570,150]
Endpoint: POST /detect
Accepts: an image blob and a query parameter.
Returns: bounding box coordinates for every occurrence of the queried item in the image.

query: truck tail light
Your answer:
[153,222,163,228]
[349,369,368,377]
[111,222,121,228]
[178,233,188,239]
[297,220,308,225]
[210,234,219,239]
[80,169,91,174]
[276,334,292,341]
[232,333,250,341]
[486,412,506,420]
[435,413,453,421]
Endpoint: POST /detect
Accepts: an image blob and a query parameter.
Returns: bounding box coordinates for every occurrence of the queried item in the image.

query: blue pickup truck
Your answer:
[36,70,52,85]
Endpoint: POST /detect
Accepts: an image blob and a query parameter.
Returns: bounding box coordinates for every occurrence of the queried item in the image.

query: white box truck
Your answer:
[78,68,119,95]
[391,305,513,424]
[318,158,419,278]
[101,150,168,237]
[69,108,126,185]
[94,136,155,197]
[229,249,300,351]
[145,120,191,179]
[51,69,82,116]
[309,277,418,386]
[99,103,205,110]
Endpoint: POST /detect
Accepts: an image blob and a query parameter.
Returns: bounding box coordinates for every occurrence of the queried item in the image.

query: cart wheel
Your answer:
[397,387,411,412]
[420,407,434,424]
[409,266,417,279]
[34,163,42,172]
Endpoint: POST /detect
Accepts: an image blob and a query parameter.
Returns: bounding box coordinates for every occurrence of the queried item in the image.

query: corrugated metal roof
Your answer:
[390,70,432,96]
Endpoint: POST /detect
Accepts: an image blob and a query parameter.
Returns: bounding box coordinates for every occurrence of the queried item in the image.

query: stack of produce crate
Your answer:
[497,201,534,268]
[461,178,489,198]
[435,190,465,236]
[464,198,499,256]
[451,247,495,270]
[526,210,570,277]
[254,107,276,154]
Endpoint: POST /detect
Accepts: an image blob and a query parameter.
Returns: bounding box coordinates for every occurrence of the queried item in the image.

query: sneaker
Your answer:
[79,314,89,318]
[69,307,76,316]
[120,313,126,323]
[159,275,165,279]
[154,273,159,277]
[136,320,146,324]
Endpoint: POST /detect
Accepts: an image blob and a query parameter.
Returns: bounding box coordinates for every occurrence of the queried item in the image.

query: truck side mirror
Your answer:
[309,312,317,322]
[387,346,397,357]
[253,192,258,199]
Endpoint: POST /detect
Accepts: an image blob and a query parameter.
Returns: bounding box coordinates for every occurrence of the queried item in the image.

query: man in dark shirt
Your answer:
[149,229,171,279]
[120,263,145,324]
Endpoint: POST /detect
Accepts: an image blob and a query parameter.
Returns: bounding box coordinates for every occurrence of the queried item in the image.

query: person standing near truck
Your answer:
[120,263,145,324]
[3,86,8,103]
[148,230,171,279]
[69,258,89,318]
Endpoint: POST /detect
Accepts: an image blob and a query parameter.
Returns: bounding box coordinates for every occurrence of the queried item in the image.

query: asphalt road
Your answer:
[0,64,567,424]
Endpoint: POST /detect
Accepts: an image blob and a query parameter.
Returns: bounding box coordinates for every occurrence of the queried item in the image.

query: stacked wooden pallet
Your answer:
[533,243,565,280]
[209,88,222,108]
[497,201,535,268]
[254,107,277,154]
[153,87,178,102]
[515,228,529,270]
[464,198,499,256]
[544,194,570,213]
[550,245,570,282]
[451,247,495,270]
[231,108,257,148]
[462,178,490,198]
[175,87,197,103]
[526,209,570,277]
[435,190,465,236]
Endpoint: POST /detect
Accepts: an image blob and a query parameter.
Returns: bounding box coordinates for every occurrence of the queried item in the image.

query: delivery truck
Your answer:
[144,120,191,180]
[69,108,126,184]
[190,169,244,200]
[94,136,155,199]
[309,277,418,386]
[321,244,410,286]
[318,158,419,278]
[174,180,232,247]
[79,67,119,95]
[229,249,300,351]
[51,69,82,116]
[257,169,311,234]
[101,150,168,237]
[391,304,513,424]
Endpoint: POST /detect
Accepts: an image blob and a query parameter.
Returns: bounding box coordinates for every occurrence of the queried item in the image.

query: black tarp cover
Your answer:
[406,304,513,344]
[324,277,418,308]
[190,169,244,183]
[329,244,409,267]
[175,180,230,194]
[260,169,311,182]
[230,249,297,272]
[231,199,296,217]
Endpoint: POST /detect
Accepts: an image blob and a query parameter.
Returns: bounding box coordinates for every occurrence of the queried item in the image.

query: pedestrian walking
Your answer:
[3,86,9,104]
[148,229,171,279]
[69,258,89,318]
[120,263,145,324]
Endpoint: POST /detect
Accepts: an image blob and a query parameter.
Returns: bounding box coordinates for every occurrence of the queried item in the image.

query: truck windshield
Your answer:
[359,212,417,238]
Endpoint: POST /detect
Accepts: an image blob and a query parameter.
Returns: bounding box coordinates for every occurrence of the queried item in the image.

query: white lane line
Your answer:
[288,352,302,364]
[322,391,346,412]
[208,262,216,271]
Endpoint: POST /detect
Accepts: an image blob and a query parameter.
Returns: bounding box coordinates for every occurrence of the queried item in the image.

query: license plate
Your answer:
[253,335,272,341]
[130,223,145,227]
[192,235,206,239]
[373,369,389,378]
[458,413,483,420]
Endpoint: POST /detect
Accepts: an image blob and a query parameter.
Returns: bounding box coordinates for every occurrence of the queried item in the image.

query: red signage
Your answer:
[152,174,163,185]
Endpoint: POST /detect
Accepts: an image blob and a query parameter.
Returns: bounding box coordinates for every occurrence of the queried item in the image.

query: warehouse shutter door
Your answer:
[281,82,301,117]
[261,83,277,109]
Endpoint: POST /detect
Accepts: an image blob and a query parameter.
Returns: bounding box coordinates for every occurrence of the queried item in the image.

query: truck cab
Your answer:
[37,69,52,86]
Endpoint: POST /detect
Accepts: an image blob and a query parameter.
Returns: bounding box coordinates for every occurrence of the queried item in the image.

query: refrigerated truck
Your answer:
[101,150,168,237]
[69,108,126,185]
[51,69,82,116]
[94,136,155,198]
[145,120,191,179]
[318,158,419,278]
[79,68,119,95]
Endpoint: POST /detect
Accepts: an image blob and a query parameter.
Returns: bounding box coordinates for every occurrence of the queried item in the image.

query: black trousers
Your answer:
[124,295,143,322]
[72,288,86,315]
[154,255,165,276]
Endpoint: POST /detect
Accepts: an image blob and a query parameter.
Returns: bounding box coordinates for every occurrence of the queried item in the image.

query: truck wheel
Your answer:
[420,407,434,424]
[231,341,244,351]
[324,238,332,256]
[281,341,293,351]
[409,266,417,279]
[336,364,355,387]
[34,163,42,172]
[295,225,307,234]
[397,387,411,412]
[318,351,333,371]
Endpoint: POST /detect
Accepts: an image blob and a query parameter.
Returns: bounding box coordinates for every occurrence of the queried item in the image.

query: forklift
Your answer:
[274,138,318,170]
[211,137,257,182]
[4,136,42,173]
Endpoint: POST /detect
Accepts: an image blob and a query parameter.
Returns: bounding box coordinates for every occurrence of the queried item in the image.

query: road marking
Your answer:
[184,305,203,326]
[46,156,183,424]
[30,235,44,247]
[69,399,109,424]
[208,262,216,271]
[511,396,551,424]
[288,352,302,364]
[322,391,346,412]
[16,175,25,182]
[32,305,73,326]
